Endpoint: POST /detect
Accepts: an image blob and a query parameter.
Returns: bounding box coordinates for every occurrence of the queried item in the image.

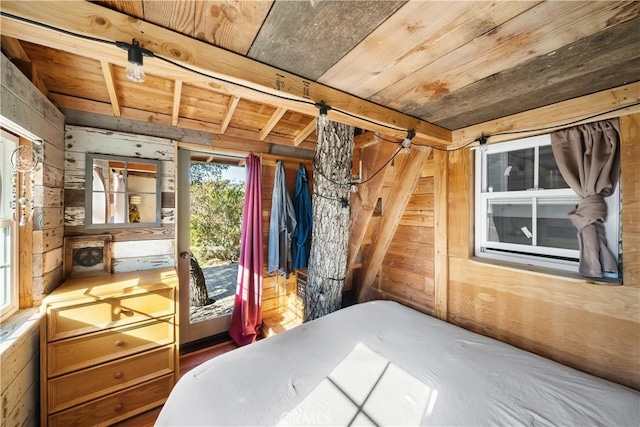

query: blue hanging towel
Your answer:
[292,163,312,270]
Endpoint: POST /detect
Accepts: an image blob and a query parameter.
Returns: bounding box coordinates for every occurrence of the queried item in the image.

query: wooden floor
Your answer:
[116,308,300,426]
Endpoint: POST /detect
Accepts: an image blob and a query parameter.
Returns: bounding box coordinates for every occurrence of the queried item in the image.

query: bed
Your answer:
[156,301,640,426]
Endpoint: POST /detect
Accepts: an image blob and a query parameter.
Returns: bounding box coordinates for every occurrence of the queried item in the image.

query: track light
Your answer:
[315,101,332,127]
[401,130,415,153]
[116,38,154,83]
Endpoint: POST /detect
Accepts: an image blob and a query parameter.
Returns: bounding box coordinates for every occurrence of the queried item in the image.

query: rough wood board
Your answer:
[399,211,434,228]
[372,1,640,113]
[249,0,405,80]
[33,186,63,208]
[447,149,472,259]
[33,207,64,231]
[113,239,175,259]
[32,265,64,297]
[1,349,39,424]
[383,245,433,277]
[21,41,110,104]
[32,226,64,255]
[62,109,213,146]
[448,257,640,390]
[141,0,197,36]
[380,265,434,297]
[319,0,538,98]
[34,162,64,188]
[434,149,448,320]
[0,52,65,141]
[346,142,398,289]
[620,113,640,286]
[358,147,431,301]
[194,0,273,55]
[112,255,175,273]
[452,82,640,147]
[0,317,39,394]
[95,0,144,19]
[64,224,175,242]
[410,17,640,128]
[1,1,451,145]
[392,224,434,245]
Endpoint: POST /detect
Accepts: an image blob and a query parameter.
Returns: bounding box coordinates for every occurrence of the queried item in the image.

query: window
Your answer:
[475,134,620,275]
[1,131,18,321]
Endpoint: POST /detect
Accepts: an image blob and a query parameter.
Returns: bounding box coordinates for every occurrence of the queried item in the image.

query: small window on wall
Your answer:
[474,134,620,274]
[1,131,18,321]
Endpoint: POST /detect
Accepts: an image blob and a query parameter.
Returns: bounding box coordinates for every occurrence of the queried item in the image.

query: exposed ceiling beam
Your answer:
[294,119,316,147]
[0,0,452,147]
[220,95,240,134]
[1,35,48,96]
[451,81,640,148]
[99,61,121,117]
[171,80,182,127]
[260,106,287,141]
[48,93,315,150]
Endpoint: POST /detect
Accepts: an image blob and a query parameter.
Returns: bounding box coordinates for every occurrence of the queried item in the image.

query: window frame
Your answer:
[474,133,621,274]
[1,131,19,321]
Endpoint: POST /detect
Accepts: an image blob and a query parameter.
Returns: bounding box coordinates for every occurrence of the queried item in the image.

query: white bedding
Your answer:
[156,301,640,426]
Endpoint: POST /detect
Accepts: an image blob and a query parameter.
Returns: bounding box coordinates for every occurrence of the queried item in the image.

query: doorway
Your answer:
[177,148,246,345]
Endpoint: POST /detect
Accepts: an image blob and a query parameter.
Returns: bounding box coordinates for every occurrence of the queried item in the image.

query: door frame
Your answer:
[177,147,244,345]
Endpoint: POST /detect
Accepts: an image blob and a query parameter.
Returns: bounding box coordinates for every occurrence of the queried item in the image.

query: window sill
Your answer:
[468,256,623,286]
[0,307,42,357]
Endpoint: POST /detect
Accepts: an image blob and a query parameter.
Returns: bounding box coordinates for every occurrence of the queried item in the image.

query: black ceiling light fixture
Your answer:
[314,101,332,127]
[401,129,415,153]
[116,38,154,83]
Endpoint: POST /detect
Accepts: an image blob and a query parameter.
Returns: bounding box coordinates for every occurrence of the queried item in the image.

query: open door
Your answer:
[177,148,246,345]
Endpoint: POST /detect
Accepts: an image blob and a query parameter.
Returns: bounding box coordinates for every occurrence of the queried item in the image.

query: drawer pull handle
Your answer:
[115,403,124,412]
[113,307,134,316]
[114,372,123,379]
[114,340,124,347]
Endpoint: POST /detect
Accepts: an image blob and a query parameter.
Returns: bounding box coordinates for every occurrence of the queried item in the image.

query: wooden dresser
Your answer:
[40,268,178,426]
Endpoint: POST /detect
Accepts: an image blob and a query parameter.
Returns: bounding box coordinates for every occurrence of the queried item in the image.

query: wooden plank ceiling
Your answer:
[1,0,639,153]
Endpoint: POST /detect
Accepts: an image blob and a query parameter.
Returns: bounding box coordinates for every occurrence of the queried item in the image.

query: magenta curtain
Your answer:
[229,154,263,346]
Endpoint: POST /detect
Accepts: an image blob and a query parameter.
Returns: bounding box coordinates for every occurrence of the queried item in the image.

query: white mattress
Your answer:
[156,301,640,426]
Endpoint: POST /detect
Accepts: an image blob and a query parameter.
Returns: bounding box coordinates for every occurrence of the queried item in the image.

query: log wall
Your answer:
[63,126,175,273]
[1,53,64,427]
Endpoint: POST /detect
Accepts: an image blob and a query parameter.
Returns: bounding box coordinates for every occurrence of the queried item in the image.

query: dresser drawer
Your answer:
[48,317,174,377]
[48,287,175,341]
[48,374,174,427]
[48,345,175,413]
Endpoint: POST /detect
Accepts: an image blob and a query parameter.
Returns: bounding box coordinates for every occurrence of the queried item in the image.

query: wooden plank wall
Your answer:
[2,53,65,302]
[260,157,313,319]
[368,154,437,315]
[620,114,639,285]
[445,113,640,390]
[0,310,40,427]
[1,53,64,427]
[63,126,175,273]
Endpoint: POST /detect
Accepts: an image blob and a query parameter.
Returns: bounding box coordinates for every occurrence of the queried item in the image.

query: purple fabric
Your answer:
[229,154,263,346]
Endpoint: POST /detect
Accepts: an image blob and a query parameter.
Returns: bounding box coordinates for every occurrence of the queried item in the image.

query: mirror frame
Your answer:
[85,153,162,228]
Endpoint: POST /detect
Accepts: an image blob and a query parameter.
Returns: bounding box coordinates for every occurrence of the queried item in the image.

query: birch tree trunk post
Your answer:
[305,119,354,321]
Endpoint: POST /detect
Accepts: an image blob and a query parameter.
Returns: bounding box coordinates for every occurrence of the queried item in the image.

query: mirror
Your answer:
[85,154,161,227]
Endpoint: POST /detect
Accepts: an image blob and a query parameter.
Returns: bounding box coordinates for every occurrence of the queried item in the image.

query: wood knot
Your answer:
[92,16,107,26]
